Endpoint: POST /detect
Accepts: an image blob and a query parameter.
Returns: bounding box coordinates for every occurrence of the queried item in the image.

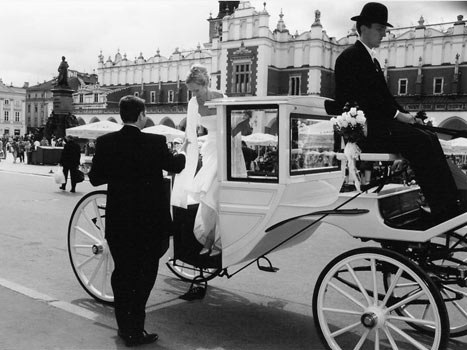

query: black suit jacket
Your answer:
[88,125,185,252]
[335,40,406,139]
[60,140,81,168]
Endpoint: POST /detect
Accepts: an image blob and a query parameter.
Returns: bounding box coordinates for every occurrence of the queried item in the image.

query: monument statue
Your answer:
[57,56,69,87]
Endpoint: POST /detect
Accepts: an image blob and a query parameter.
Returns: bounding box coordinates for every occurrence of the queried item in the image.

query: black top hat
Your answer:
[351,2,393,27]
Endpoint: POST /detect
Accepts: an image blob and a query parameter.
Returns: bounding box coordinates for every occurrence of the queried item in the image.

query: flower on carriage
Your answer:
[330,103,366,143]
[330,103,367,192]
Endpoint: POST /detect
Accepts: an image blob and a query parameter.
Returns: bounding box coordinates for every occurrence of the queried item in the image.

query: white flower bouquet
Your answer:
[330,103,366,143]
[330,103,367,191]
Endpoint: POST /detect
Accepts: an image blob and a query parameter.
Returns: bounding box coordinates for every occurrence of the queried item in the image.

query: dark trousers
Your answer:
[62,167,76,190]
[376,122,459,216]
[107,236,160,335]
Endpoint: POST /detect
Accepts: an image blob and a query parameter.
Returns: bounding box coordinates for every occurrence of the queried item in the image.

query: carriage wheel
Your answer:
[385,232,467,338]
[313,247,449,350]
[166,258,222,283]
[68,190,114,304]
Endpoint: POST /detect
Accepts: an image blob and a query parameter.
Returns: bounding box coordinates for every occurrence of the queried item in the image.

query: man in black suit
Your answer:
[89,95,186,347]
[334,2,459,221]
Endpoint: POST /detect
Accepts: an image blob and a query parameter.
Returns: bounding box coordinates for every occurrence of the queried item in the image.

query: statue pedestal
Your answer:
[52,86,74,114]
[47,86,77,139]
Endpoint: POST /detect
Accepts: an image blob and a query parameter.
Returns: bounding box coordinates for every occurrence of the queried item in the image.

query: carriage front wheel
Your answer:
[68,190,114,304]
[313,247,449,350]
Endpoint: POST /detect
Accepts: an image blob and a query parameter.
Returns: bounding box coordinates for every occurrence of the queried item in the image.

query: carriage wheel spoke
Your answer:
[374,328,380,350]
[386,289,424,313]
[347,263,372,306]
[353,328,370,350]
[386,322,430,350]
[371,258,378,306]
[74,226,101,244]
[382,327,399,350]
[330,321,361,338]
[87,254,104,287]
[381,267,403,308]
[328,281,366,310]
[82,210,104,240]
[322,307,361,316]
[387,315,436,327]
[77,254,97,269]
[91,199,105,236]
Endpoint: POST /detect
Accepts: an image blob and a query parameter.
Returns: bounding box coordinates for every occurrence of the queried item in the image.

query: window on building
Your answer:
[398,79,408,95]
[4,111,9,121]
[434,78,444,94]
[232,62,251,94]
[27,104,31,113]
[289,76,301,95]
[168,90,174,103]
[15,112,20,122]
[34,104,38,113]
[150,91,156,103]
[94,93,99,103]
[79,94,84,103]
[4,99,9,105]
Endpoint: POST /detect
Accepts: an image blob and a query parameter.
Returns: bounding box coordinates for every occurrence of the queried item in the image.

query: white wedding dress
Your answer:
[171,97,219,248]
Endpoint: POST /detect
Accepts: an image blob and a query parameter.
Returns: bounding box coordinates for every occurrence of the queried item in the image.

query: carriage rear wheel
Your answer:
[68,190,114,304]
[313,247,449,350]
[384,232,467,338]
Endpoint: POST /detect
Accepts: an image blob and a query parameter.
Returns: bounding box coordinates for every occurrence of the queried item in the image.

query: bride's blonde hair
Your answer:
[186,64,209,86]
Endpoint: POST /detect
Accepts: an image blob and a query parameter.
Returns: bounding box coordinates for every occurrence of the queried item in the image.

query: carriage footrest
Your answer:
[257,256,279,272]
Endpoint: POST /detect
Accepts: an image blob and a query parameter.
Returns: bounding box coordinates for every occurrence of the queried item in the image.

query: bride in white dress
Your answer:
[171,65,224,256]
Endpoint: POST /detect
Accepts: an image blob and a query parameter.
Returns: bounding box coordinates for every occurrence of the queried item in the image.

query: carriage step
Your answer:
[257,256,279,272]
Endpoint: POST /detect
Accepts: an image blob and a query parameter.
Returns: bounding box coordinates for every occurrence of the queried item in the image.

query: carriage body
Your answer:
[68,95,467,349]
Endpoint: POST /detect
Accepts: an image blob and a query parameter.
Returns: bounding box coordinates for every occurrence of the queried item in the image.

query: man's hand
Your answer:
[396,111,416,124]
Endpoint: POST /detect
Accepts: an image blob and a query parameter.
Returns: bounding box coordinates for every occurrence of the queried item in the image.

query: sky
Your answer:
[0,0,465,87]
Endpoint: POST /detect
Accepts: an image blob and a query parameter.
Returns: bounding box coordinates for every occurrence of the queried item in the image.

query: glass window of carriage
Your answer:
[227,105,279,182]
[290,113,341,175]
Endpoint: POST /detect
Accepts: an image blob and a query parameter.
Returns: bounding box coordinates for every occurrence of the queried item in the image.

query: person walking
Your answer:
[333,2,462,223]
[88,95,186,347]
[59,135,81,192]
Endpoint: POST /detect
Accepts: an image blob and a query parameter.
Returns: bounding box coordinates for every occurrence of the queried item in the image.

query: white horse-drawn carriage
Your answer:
[68,95,467,349]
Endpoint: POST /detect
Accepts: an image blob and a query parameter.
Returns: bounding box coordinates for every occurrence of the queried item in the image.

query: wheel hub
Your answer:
[361,307,386,329]
[92,244,104,255]
[361,312,378,328]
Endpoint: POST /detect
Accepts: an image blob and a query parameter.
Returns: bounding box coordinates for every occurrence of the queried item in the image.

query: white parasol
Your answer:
[242,133,278,146]
[66,120,122,139]
[142,124,185,142]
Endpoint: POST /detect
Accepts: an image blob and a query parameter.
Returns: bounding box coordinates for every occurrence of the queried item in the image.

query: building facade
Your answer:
[75,1,466,131]
[0,79,26,136]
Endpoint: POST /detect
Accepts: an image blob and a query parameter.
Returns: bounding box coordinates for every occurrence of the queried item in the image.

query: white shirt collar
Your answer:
[358,39,376,60]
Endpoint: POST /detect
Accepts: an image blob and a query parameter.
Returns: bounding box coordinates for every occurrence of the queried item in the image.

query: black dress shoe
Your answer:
[59,185,65,190]
[118,330,159,347]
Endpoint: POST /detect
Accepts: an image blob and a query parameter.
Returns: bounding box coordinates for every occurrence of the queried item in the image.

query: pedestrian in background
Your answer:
[59,135,81,193]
